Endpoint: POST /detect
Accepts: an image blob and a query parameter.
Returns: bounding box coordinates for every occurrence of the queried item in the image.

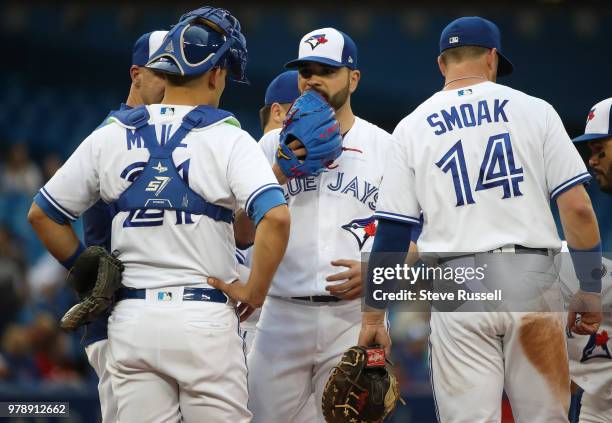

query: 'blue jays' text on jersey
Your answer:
[258,117,393,297]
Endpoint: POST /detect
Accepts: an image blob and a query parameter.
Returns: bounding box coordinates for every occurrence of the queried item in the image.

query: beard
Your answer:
[327,83,350,110]
[308,81,350,111]
[597,164,612,193]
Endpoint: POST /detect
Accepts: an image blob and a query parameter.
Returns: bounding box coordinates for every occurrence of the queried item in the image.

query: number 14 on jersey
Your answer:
[436,132,524,206]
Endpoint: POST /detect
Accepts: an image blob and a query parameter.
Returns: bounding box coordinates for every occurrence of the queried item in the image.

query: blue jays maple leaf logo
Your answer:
[304,34,329,50]
[587,107,596,122]
[580,330,611,362]
[342,217,377,250]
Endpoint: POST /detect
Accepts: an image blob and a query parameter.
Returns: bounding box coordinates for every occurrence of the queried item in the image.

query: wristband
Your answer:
[568,242,603,293]
[365,219,414,309]
[60,242,86,270]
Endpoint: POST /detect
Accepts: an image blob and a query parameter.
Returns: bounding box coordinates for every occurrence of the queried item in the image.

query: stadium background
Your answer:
[0,1,610,421]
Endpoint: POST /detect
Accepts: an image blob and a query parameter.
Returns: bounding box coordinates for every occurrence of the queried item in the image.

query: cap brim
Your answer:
[572,133,612,143]
[497,52,513,77]
[146,58,183,75]
[285,56,344,69]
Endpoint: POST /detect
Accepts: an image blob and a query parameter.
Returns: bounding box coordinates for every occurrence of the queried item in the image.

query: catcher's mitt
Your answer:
[276,90,342,178]
[322,345,404,423]
[60,246,124,332]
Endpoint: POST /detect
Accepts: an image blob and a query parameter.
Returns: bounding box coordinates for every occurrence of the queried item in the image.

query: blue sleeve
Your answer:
[411,214,424,243]
[569,242,603,293]
[365,218,414,309]
[248,187,287,226]
[33,190,73,225]
[60,242,85,270]
[371,218,414,253]
[82,200,113,250]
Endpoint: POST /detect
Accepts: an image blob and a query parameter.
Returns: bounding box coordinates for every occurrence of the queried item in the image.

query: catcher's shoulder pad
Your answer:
[108,106,149,129]
[276,90,342,179]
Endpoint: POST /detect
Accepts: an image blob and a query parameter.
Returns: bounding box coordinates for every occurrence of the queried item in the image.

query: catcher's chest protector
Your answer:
[109,105,234,223]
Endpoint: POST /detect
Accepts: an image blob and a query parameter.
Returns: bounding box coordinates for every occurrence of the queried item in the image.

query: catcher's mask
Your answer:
[146,6,248,83]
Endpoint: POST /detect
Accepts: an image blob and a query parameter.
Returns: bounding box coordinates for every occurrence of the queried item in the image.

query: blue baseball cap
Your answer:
[439,16,513,77]
[264,71,300,106]
[132,30,168,66]
[285,27,357,70]
[573,98,612,143]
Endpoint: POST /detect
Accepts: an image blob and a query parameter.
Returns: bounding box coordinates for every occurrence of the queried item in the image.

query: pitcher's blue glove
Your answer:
[276,90,342,178]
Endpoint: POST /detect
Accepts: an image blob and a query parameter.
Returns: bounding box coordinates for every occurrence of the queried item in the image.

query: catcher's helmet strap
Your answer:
[109,106,234,223]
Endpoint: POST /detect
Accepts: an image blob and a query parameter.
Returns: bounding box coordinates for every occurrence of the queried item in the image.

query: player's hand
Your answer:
[358,311,391,356]
[208,277,266,309]
[237,302,256,322]
[287,139,307,160]
[272,140,307,184]
[325,259,362,300]
[567,289,602,335]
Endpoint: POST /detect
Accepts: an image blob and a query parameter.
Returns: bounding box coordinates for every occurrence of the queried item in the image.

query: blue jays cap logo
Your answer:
[580,329,611,362]
[305,34,328,50]
[587,107,596,122]
[342,216,377,250]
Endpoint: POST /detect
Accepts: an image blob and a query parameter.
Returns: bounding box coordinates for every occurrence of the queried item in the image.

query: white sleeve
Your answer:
[227,132,282,212]
[257,129,280,166]
[37,131,101,221]
[543,104,591,200]
[373,126,421,224]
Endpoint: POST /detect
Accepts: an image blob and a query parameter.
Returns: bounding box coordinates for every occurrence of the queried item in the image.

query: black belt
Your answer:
[115,287,228,304]
[489,245,550,255]
[291,295,341,303]
[439,245,551,265]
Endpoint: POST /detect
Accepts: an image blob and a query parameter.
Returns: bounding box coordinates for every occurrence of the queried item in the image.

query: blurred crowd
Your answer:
[0,140,433,394]
[0,142,94,386]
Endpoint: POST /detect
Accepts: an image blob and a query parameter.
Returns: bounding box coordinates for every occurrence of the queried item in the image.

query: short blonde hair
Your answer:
[440,45,489,66]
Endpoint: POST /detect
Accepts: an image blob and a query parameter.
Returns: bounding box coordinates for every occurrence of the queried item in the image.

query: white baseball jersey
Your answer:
[39,104,280,288]
[377,81,590,252]
[557,242,612,401]
[258,117,392,296]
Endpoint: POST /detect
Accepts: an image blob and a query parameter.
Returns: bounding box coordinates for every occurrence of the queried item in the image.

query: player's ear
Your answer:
[437,56,446,77]
[208,67,227,90]
[349,69,360,94]
[208,68,218,89]
[487,48,497,70]
[487,48,498,82]
[130,65,141,88]
[271,103,285,125]
[270,103,280,123]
